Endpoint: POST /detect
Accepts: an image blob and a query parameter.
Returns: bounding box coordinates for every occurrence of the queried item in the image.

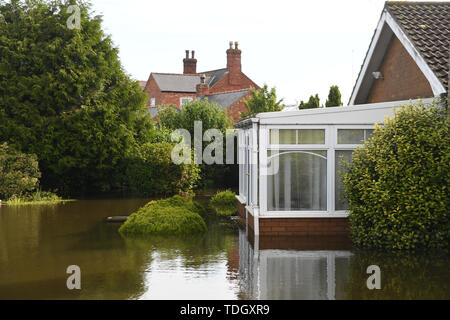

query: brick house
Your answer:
[349,1,448,105]
[142,42,260,123]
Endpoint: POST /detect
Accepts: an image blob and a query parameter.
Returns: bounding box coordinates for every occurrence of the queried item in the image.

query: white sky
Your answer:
[89,0,441,106]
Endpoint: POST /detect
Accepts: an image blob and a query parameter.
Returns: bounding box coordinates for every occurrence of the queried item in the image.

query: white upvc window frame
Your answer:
[180,97,193,107]
[259,124,374,218]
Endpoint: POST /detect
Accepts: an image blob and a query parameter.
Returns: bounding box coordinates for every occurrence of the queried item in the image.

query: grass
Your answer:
[119,195,207,236]
[209,190,237,216]
[3,190,72,206]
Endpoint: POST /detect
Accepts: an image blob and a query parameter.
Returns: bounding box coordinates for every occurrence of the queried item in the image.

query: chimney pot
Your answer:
[191,50,195,59]
[185,50,189,58]
[234,41,239,49]
[229,41,233,49]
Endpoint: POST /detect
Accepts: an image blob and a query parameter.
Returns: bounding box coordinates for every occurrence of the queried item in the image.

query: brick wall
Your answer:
[366,35,434,103]
[209,73,259,95]
[226,91,252,123]
[144,75,161,107]
[258,218,350,237]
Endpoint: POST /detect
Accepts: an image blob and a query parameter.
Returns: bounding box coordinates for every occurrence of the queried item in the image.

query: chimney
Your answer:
[226,41,242,85]
[196,74,209,96]
[183,50,197,74]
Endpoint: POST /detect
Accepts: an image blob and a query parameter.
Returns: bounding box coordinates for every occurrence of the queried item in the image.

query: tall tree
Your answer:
[0,0,153,195]
[240,84,284,118]
[298,94,320,110]
[325,85,343,107]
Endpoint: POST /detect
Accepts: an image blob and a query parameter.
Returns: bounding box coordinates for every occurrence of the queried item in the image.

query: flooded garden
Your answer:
[0,198,448,300]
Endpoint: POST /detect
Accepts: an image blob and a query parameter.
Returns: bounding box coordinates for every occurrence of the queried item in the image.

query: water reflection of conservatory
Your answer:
[236,98,435,237]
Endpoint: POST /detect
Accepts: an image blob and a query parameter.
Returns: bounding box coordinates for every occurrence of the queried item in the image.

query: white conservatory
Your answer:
[236,98,435,237]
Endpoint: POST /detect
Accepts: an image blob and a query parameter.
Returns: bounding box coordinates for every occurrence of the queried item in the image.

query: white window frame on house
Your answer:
[180,97,193,106]
[257,124,374,218]
[150,97,156,106]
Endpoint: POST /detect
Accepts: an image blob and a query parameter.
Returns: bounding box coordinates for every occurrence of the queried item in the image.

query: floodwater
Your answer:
[0,199,449,300]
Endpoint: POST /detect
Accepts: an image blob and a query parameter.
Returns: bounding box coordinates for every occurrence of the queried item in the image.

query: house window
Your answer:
[334,150,354,210]
[270,129,325,144]
[267,150,327,211]
[180,97,193,106]
[334,128,374,210]
[150,98,156,106]
[337,129,374,144]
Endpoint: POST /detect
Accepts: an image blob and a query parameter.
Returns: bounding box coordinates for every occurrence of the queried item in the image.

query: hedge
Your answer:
[343,102,449,250]
[126,142,200,197]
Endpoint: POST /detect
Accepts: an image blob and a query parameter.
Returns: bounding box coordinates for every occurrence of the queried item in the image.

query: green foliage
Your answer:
[126,143,200,197]
[158,100,231,137]
[119,195,207,235]
[240,84,284,118]
[0,142,41,199]
[325,85,343,107]
[209,190,237,216]
[158,100,235,189]
[298,94,320,110]
[0,0,153,195]
[5,189,64,206]
[343,103,450,250]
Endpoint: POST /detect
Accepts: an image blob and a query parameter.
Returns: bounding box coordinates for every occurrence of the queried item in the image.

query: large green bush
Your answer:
[119,195,207,235]
[0,142,41,199]
[209,190,237,216]
[343,103,449,250]
[0,0,153,195]
[126,143,200,197]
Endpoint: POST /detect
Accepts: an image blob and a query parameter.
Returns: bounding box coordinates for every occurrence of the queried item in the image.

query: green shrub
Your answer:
[126,143,200,197]
[0,142,41,199]
[119,195,207,235]
[343,103,450,250]
[209,190,237,216]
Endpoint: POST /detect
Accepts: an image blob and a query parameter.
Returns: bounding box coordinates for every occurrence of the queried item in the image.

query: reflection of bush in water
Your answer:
[346,250,450,299]
[122,217,238,269]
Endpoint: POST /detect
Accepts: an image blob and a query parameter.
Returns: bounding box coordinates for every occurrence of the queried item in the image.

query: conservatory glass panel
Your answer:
[365,129,375,140]
[297,129,325,144]
[338,129,375,144]
[334,150,353,210]
[267,150,327,211]
[270,129,297,144]
[337,129,365,144]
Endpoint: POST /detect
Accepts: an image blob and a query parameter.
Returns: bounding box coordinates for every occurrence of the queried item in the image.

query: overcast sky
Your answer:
[89,0,441,106]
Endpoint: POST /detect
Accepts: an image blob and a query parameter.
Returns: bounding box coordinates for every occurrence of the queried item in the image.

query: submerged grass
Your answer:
[209,190,237,216]
[119,195,207,236]
[3,190,72,206]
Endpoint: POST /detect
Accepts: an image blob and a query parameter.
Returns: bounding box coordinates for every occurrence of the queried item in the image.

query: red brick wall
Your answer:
[237,201,246,219]
[367,35,434,103]
[160,92,197,109]
[227,91,252,123]
[258,218,350,237]
[144,75,162,107]
[209,73,259,95]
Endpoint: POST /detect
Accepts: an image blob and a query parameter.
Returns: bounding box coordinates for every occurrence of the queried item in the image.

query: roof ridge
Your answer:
[206,88,251,96]
[200,68,228,73]
[152,72,210,77]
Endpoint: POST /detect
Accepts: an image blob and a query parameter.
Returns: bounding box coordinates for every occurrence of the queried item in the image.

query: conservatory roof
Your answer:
[235,98,435,128]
